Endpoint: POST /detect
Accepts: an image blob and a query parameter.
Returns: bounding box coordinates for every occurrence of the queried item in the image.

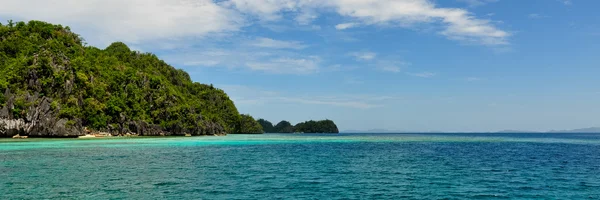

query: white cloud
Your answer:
[249,37,308,49]
[224,0,298,21]
[219,85,392,109]
[456,0,499,7]
[349,52,377,61]
[295,10,318,25]
[0,0,513,79]
[0,0,510,47]
[225,0,510,45]
[0,0,243,47]
[246,57,320,74]
[323,0,510,45]
[407,72,436,78]
[335,23,359,30]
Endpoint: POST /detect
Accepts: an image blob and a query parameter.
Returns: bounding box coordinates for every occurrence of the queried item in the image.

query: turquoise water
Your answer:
[1,133,600,199]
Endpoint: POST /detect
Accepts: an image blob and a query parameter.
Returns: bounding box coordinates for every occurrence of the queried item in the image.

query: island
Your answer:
[0,20,265,137]
[256,119,339,133]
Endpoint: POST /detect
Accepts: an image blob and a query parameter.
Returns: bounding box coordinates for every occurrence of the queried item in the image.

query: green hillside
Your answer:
[0,20,261,137]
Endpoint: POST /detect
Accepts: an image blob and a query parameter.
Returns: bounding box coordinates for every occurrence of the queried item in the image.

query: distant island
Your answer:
[496,127,600,133]
[342,129,441,133]
[0,20,337,138]
[548,127,600,133]
[343,127,600,134]
[257,119,339,134]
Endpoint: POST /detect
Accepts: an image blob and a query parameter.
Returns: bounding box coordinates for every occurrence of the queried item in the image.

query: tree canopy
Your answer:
[274,120,295,133]
[257,118,275,133]
[236,114,263,134]
[294,120,339,133]
[258,119,339,133]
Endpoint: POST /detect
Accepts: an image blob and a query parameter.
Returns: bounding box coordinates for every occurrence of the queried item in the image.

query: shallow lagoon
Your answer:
[1,133,599,199]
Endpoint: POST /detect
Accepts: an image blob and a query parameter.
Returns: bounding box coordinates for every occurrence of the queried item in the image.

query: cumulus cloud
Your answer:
[0,0,511,77]
[295,10,319,25]
[301,0,510,45]
[0,0,510,46]
[0,0,243,47]
[227,0,510,45]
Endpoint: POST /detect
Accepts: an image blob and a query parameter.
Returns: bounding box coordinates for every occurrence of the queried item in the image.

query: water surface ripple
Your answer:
[1,133,599,199]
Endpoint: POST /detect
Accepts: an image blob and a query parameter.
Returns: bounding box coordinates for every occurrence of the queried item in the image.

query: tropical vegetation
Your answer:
[0,20,262,136]
[256,119,339,133]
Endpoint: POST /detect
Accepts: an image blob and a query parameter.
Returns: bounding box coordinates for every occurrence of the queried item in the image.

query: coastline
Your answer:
[0,133,228,140]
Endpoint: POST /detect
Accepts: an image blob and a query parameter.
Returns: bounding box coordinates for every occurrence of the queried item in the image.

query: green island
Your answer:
[257,119,339,133]
[0,20,337,138]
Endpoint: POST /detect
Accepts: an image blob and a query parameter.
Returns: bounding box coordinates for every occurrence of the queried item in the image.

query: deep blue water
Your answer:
[1,133,600,199]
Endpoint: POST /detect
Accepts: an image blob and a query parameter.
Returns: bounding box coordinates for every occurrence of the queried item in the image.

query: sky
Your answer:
[1,0,599,132]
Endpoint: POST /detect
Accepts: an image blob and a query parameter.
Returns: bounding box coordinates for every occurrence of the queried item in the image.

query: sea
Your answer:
[1,133,599,199]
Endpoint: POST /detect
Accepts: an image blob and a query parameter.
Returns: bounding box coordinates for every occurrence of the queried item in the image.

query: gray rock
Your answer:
[1,90,228,137]
[0,92,83,137]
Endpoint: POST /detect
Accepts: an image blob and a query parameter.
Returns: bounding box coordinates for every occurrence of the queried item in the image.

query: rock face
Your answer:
[0,90,83,137]
[119,120,225,136]
[0,89,227,137]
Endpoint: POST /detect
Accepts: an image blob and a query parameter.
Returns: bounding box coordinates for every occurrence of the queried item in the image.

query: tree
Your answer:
[294,119,339,133]
[256,118,274,133]
[274,120,294,133]
[236,114,263,134]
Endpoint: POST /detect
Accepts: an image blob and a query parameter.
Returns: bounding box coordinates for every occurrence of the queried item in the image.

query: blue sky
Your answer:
[2,0,599,132]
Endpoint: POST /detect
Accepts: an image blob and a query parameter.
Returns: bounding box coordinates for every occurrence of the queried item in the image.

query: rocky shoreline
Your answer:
[0,90,227,138]
[0,117,228,138]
